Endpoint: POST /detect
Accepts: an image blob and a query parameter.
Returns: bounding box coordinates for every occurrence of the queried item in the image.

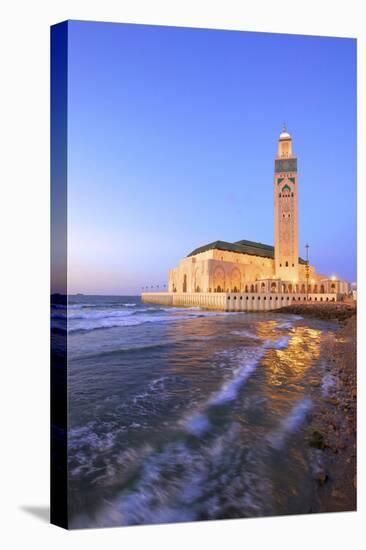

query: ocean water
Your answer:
[51,295,338,527]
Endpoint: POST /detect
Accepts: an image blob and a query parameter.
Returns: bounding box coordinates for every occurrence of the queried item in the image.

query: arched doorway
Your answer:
[270,282,277,293]
[194,268,202,293]
[230,268,241,293]
[213,266,225,293]
[183,274,187,293]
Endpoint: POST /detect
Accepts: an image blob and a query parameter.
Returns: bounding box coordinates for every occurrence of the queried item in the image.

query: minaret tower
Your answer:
[274,126,299,281]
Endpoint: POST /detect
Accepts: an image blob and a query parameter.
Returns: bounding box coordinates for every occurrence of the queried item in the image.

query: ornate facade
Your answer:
[166,128,348,297]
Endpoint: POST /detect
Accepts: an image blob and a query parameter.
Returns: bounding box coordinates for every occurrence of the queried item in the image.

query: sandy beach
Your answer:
[280,302,356,513]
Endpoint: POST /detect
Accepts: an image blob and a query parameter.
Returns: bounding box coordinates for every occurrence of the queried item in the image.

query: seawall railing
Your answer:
[141,292,337,311]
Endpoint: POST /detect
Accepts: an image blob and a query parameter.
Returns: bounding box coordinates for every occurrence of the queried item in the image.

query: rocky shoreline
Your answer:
[283,302,357,513]
[277,301,356,322]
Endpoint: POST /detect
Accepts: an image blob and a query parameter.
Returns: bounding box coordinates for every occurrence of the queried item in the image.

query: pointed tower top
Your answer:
[279,123,291,141]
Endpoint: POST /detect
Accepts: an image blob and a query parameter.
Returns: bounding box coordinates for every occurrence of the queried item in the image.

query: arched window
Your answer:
[285,261,288,267]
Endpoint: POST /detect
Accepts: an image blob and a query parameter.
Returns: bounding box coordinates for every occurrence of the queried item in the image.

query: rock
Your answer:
[315,471,328,486]
[309,430,326,450]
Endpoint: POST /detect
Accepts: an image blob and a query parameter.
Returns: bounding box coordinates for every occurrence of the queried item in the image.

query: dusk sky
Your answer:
[67,21,356,294]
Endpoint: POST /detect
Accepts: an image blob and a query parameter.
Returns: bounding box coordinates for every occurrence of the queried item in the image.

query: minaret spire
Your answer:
[274,128,299,282]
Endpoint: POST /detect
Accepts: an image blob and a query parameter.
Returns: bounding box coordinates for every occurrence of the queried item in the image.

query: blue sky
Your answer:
[66,21,356,294]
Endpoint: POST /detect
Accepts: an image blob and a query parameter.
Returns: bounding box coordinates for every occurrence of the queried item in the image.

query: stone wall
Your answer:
[141,292,337,312]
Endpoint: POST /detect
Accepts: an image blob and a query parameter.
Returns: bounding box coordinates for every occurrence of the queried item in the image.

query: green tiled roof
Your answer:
[187,238,306,264]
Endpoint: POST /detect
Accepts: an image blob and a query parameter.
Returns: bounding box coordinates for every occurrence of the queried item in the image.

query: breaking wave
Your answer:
[266,397,312,450]
[66,307,238,333]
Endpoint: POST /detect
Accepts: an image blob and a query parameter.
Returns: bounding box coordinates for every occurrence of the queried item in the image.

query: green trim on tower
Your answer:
[289,177,295,184]
[282,184,291,192]
[277,177,284,185]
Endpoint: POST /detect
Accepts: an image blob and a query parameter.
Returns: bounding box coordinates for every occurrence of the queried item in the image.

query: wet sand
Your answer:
[280,302,356,513]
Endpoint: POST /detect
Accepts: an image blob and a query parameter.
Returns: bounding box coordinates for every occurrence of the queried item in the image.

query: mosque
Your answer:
[142,128,349,311]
